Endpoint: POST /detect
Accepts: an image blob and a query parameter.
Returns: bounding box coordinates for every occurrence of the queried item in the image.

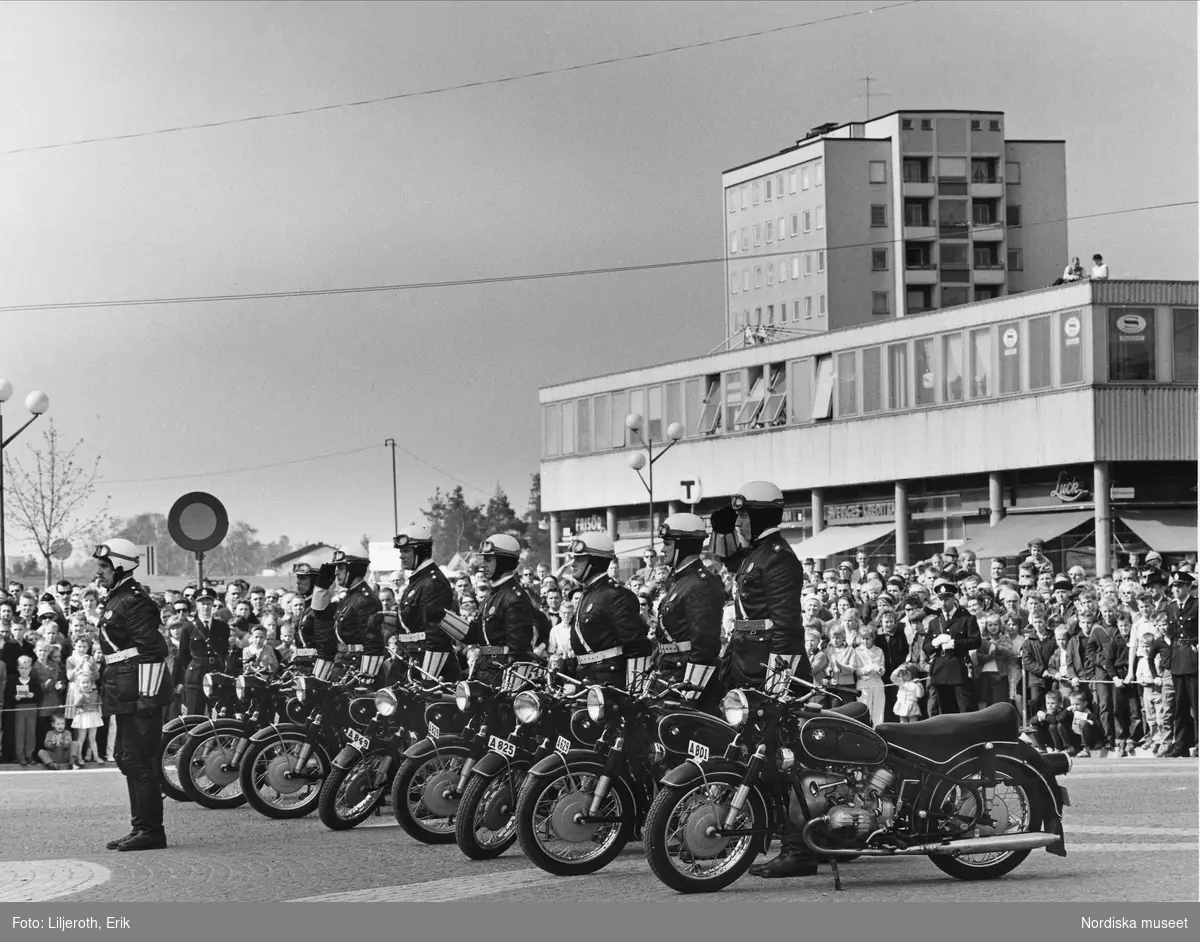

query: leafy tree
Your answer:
[482,486,525,540]
[423,485,486,565]
[522,474,552,566]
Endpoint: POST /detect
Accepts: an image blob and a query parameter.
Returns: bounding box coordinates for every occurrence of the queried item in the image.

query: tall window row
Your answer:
[727,159,825,214]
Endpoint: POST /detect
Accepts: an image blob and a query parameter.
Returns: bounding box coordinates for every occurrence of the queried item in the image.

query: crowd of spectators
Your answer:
[1,536,1196,768]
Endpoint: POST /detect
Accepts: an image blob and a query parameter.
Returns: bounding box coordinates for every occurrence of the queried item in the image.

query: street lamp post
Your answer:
[624,414,684,558]
[0,381,51,589]
[384,438,398,536]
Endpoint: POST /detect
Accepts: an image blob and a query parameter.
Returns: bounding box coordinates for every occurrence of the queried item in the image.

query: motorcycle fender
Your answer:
[333,744,363,769]
[248,722,309,744]
[659,757,745,789]
[470,750,512,780]
[186,717,244,739]
[164,713,208,735]
[526,749,603,780]
[402,735,466,760]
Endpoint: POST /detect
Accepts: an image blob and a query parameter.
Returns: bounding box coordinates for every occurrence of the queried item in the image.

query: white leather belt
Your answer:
[396,632,426,643]
[658,640,692,654]
[105,647,138,665]
[293,648,316,658]
[342,644,365,652]
[577,646,623,666]
[476,645,509,655]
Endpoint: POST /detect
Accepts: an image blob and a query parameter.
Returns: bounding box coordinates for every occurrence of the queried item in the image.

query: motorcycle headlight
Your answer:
[721,689,750,728]
[775,747,795,771]
[295,676,308,703]
[202,673,214,698]
[375,688,398,717]
[513,691,541,725]
[235,676,247,700]
[455,681,473,712]
[586,686,605,722]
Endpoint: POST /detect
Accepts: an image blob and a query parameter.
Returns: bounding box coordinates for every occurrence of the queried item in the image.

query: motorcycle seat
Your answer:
[875,702,1020,763]
[821,701,871,726]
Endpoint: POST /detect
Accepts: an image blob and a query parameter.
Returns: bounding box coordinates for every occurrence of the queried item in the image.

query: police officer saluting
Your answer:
[654,513,724,709]
[395,523,464,682]
[466,534,536,686]
[172,587,229,716]
[93,539,173,852]
[566,532,654,691]
[311,550,385,685]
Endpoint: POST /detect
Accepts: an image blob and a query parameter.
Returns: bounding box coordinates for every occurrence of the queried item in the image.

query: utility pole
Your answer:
[384,438,398,535]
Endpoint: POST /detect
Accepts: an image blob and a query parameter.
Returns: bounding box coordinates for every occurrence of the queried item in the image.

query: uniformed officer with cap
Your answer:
[1165,571,1198,757]
[92,538,173,852]
[311,550,385,685]
[654,513,724,710]
[172,586,230,715]
[922,577,981,715]
[288,562,320,671]
[395,523,463,683]
[565,532,653,691]
[466,533,537,687]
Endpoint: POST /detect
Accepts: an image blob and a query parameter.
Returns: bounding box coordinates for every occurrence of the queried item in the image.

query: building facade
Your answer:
[723,110,1067,340]
[540,280,1197,576]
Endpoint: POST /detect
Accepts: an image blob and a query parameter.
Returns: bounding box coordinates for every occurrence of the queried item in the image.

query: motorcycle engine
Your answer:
[793,766,898,839]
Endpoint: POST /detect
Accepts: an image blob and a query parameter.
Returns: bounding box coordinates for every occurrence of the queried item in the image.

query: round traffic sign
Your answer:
[50,539,72,561]
[168,492,229,553]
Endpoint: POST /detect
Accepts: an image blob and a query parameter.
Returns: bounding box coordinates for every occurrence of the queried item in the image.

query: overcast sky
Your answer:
[1,0,1196,565]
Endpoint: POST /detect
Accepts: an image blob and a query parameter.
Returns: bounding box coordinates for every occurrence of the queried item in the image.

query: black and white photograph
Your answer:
[1,1,1197,937]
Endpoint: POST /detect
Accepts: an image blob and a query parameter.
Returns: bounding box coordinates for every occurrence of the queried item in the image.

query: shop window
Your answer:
[1029,316,1052,389]
[837,351,858,416]
[695,377,721,435]
[998,321,1021,394]
[970,327,993,398]
[862,347,882,413]
[723,370,744,431]
[943,333,964,402]
[1173,308,1198,383]
[561,399,576,455]
[576,398,592,453]
[1107,308,1156,381]
[544,403,561,457]
[915,337,935,405]
[811,356,834,421]
[610,390,628,447]
[593,393,611,450]
[1060,311,1084,386]
[887,343,909,410]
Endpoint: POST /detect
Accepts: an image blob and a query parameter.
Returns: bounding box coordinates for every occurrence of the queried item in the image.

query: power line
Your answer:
[1,200,1193,315]
[1,2,923,157]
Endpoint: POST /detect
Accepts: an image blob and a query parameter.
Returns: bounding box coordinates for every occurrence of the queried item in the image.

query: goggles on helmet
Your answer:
[393,533,429,549]
[93,544,138,564]
[293,563,316,576]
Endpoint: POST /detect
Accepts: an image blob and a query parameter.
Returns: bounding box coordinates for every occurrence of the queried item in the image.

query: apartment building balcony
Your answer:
[972,222,1005,242]
[902,180,936,199]
[969,181,1004,199]
[904,264,939,285]
[974,265,1006,285]
[903,224,937,241]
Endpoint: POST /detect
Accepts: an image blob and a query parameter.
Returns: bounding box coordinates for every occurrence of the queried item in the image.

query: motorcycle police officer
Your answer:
[710,482,816,879]
[466,534,537,686]
[172,587,230,715]
[566,532,654,691]
[287,562,321,671]
[395,523,463,682]
[93,538,173,852]
[311,550,386,685]
[654,513,724,710]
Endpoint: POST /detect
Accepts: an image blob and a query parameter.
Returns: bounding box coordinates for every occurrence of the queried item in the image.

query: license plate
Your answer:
[489,735,517,758]
[345,728,370,751]
[687,740,710,762]
[555,735,572,755]
[427,722,440,740]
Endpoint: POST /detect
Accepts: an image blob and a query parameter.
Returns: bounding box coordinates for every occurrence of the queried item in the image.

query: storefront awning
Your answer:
[785,522,897,560]
[963,510,1094,558]
[1118,509,1199,553]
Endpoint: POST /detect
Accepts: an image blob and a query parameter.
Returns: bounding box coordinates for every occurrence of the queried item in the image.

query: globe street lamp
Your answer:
[624,413,684,558]
[0,381,51,588]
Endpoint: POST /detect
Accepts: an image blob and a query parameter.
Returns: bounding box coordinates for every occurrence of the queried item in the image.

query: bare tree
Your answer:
[3,420,110,588]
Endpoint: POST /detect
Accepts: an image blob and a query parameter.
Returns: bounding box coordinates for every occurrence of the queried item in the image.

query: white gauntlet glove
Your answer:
[358,655,384,679]
[681,662,716,700]
[138,662,166,698]
[312,658,335,681]
[763,653,801,696]
[626,656,652,696]
[421,650,449,681]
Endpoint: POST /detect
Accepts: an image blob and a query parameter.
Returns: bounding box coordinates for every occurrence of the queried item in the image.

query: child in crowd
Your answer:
[11,655,42,766]
[1130,626,1161,751]
[242,626,280,675]
[1047,625,1083,700]
[32,639,66,747]
[889,664,924,723]
[853,624,886,726]
[1031,688,1068,753]
[826,626,858,693]
[37,713,73,770]
[1066,688,1104,757]
[68,668,102,766]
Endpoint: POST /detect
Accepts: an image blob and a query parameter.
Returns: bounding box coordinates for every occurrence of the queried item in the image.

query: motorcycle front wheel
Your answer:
[176,729,248,809]
[643,772,766,894]
[318,751,392,831]
[455,762,529,860]
[156,721,200,804]
[514,760,635,876]
[922,757,1045,882]
[391,744,471,844]
[239,732,329,819]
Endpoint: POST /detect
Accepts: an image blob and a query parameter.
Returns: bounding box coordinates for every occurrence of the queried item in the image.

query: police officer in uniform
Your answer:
[566,532,654,691]
[92,539,173,852]
[710,482,815,879]
[466,534,537,687]
[287,562,320,672]
[172,588,230,715]
[311,550,385,686]
[654,513,724,711]
[395,524,463,682]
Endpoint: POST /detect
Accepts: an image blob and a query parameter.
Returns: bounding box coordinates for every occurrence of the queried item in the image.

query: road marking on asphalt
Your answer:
[1064,825,1198,836]
[0,767,121,777]
[0,860,112,902]
[1065,843,1198,853]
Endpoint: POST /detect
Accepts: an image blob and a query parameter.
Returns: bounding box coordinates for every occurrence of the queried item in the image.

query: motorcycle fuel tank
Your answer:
[656,712,737,762]
[798,715,887,766]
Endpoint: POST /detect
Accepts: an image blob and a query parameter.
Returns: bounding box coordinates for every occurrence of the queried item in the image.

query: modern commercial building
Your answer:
[723,110,1066,339]
[539,279,1197,576]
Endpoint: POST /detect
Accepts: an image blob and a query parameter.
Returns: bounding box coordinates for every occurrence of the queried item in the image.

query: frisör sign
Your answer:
[168,492,229,553]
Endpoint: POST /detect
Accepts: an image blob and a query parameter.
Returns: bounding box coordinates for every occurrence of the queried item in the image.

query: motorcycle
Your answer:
[156,672,241,803]
[237,669,376,820]
[454,669,588,860]
[643,675,1071,894]
[512,671,729,876]
[176,668,301,809]
[390,662,541,845]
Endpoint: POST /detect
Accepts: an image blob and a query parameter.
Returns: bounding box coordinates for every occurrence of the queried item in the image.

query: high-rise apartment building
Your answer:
[723,110,1067,337]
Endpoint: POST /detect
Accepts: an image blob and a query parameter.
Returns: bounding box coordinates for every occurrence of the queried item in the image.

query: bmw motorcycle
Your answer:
[156,672,241,803]
[237,670,374,819]
[643,676,1071,894]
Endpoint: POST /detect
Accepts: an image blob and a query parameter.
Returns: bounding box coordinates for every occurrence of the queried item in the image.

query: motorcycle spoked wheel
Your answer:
[156,725,196,804]
[390,746,470,844]
[176,730,248,809]
[454,762,529,860]
[922,758,1045,882]
[239,733,330,819]
[514,761,636,876]
[318,751,392,831]
[643,772,766,894]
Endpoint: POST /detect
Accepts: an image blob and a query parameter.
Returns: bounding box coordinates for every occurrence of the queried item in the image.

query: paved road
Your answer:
[0,758,1194,902]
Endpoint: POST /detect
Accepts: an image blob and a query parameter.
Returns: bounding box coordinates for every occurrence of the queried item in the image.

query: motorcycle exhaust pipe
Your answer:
[801,817,1059,858]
